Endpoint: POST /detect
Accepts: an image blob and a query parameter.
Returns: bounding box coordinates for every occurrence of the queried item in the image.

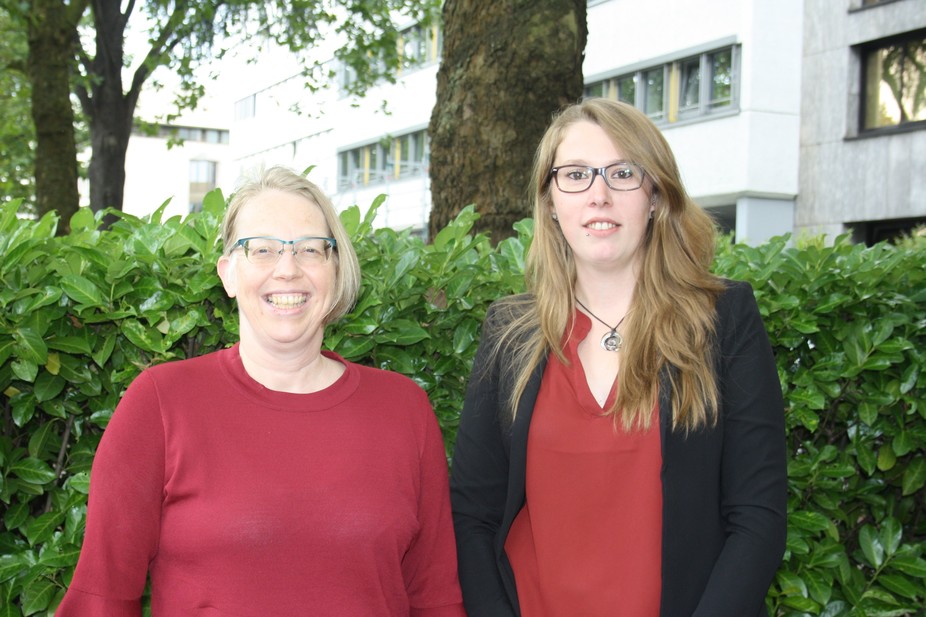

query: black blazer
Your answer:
[450,280,787,617]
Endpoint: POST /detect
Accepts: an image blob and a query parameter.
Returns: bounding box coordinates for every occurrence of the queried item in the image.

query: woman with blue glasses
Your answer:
[58,166,465,616]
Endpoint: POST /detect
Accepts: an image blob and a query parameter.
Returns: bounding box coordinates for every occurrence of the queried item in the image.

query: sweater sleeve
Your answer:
[56,371,166,617]
[693,281,788,616]
[403,387,467,617]
[449,303,519,617]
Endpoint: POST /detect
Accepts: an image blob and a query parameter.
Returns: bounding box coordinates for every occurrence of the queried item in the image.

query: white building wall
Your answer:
[122,136,234,220]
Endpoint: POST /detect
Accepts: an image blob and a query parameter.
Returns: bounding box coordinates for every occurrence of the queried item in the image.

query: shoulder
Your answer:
[715,278,761,320]
[141,347,227,381]
[486,293,534,319]
[711,278,773,352]
[482,293,535,338]
[349,361,431,404]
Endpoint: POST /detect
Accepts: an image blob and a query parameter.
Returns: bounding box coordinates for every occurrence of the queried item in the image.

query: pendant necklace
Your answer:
[575,298,627,352]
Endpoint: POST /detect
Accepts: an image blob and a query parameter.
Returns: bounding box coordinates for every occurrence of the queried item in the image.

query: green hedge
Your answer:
[0,196,924,616]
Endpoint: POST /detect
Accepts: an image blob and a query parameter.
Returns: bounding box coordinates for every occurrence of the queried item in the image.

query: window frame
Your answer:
[584,44,741,126]
[858,29,926,135]
[338,129,430,190]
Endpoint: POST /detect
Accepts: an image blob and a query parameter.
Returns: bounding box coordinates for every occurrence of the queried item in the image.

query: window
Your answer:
[849,216,926,245]
[189,160,217,213]
[679,58,701,112]
[235,95,256,120]
[338,130,429,190]
[616,75,636,105]
[643,67,666,120]
[584,45,740,125]
[341,19,441,91]
[144,125,230,144]
[398,22,441,71]
[584,81,609,98]
[708,48,734,107]
[861,30,926,131]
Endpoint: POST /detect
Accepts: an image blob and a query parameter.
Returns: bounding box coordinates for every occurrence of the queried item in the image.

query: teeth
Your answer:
[266,293,308,309]
[587,221,617,231]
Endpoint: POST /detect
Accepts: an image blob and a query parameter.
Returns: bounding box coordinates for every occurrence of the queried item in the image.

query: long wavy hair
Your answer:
[496,98,725,431]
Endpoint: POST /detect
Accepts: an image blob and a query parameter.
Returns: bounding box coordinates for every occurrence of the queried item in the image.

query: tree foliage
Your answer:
[0,6,35,209]
[4,0,439,226]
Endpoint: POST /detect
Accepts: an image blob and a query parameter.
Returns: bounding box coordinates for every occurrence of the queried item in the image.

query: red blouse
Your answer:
[505,310,663,616]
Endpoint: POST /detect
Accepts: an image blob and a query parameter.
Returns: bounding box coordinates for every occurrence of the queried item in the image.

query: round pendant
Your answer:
[600,330,622,352]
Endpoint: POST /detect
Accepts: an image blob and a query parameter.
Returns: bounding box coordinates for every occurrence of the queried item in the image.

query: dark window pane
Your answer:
[585,81,608,98]
[863,34,926,129]
[643,68,664,118]
[617,75,636,105]
[709,49,733,107]
[680,58,701,111]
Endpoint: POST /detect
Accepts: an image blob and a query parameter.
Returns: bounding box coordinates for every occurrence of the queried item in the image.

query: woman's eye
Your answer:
[612,168,633,179]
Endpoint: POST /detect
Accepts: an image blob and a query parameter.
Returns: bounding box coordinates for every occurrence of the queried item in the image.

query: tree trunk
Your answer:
[428,0,587,244]
[86,92,133,217]
[84,0,137,218]
[27,0,80,231]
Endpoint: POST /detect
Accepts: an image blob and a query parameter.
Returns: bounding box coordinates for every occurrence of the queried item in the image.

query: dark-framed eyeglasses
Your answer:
[550,162,646,193]
[232,236,337,265]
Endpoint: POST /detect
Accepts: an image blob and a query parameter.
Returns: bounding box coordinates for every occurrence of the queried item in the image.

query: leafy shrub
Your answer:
[0,196,924,616]
[715,235,926,616]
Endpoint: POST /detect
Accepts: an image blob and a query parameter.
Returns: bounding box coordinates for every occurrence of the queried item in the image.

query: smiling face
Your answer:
[550,120,654,275]
[217,188,336,357]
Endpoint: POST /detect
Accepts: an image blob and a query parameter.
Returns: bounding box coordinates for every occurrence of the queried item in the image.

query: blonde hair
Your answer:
[220,165,361,324]
[498,98,724,431]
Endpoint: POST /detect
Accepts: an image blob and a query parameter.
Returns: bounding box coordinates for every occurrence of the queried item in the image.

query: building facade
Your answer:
[126,0,926,244]
[799,0,926,242]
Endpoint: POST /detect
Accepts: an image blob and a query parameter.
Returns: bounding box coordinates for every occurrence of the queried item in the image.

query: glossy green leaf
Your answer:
[13,328,47,365]
[20,572,56,614]
[877,574,922,600]
[60,274,104,306]
[10,457,57,485]
[859,525,885,568]
[901,458,926,496]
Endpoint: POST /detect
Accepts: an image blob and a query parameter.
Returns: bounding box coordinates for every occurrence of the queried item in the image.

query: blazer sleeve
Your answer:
[449,303,519,617]
[693,281,788,616]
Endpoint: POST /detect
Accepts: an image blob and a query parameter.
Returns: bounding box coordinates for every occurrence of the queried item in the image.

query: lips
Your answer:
[265,293,308,309]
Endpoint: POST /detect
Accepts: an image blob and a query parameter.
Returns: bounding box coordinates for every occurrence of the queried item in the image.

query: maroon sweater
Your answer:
[57,344,465,617]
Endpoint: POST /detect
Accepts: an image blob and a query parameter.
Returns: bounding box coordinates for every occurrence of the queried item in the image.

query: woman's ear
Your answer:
[217,255,237,298]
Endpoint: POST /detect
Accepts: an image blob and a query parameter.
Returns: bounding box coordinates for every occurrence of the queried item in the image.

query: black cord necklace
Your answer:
[575,298,627,352]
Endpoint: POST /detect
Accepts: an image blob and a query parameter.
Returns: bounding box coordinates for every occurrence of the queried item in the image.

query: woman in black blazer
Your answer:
[450,99,787,617]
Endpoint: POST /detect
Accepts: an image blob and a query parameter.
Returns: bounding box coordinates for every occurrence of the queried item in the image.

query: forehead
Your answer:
[235,189,328,236]
[555,120,626,162]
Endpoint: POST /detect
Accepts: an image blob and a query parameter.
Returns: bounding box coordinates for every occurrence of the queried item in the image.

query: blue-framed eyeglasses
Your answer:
[550,162,646,193]
[232,236,337,265]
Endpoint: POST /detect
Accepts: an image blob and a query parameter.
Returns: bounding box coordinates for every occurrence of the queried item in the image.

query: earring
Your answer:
[552,213,559,221]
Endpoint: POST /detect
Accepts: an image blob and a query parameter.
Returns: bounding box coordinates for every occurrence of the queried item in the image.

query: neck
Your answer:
[237,337,342,394]
[574,262,638,318]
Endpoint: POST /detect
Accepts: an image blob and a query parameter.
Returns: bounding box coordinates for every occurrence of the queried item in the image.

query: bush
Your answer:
[0,196,923,615]
[715,234,926,616]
